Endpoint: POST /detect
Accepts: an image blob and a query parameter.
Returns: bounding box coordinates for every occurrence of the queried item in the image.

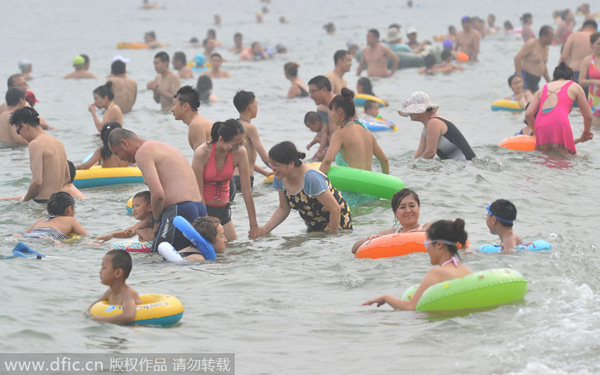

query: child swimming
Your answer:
[88,250,142,324]
[362,100,394,128]
[486,199,523,253]
[363,219,472,310]
[177,216,228,262]
[21,191,88,241]
[97,191,153,243]
[304,111,329,161]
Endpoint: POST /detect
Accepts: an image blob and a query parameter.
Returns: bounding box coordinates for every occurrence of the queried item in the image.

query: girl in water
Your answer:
[196,75,218,104]
[505,74,533,109]
[22,192,88,241]
[76,122,130,169]
[351,188,430,254]
[89,82,123,133]
[363,219,472,310]
[284,62,309,98]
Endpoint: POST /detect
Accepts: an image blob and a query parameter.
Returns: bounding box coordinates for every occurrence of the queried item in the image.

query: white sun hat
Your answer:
[398,91,439,116]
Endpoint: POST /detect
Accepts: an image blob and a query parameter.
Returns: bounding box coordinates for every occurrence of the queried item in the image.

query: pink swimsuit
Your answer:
[534,81,576,154]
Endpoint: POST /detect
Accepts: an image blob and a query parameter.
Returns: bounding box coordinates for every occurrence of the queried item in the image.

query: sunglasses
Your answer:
[173,93,192,107]
[229,141,246,152]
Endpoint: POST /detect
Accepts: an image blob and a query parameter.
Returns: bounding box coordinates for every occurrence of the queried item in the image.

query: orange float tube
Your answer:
[456,51,469,62]
[355,232,427,259]
[499,136,536,151]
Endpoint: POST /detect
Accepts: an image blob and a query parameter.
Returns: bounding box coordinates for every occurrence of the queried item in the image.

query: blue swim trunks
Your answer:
[152,201,207,252]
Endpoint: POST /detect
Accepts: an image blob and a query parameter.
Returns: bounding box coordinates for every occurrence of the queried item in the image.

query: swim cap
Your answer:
[73,55,85,66]
[442,39,453,49]
[195,53,206,66]
[18,59,31,71]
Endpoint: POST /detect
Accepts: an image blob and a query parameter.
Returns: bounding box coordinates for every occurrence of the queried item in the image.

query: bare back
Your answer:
[561,31,594,71]
[338,123,375,170]
[0,111,27,145]
[108,76,137,113]
[29,133,69,200]
[188,114,213,150]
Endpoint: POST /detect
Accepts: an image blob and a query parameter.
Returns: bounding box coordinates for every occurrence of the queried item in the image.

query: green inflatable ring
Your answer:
[327,166,405,200]
[400,268,527,311]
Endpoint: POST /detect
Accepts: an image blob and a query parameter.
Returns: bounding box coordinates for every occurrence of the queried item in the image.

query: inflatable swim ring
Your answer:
[353,94,388,108]
[355,232,426,259]
[327,166,404,200]
[499,135,535,151]
[74,166,144,189]
[117,42,149,49]
[491,99,524,112]
[110,240,152,253]
[158,242,185,263]
[456,51,469,62]
[263,162,321,184]
[359,114,396,132]
[478,240,551,253]
[400,268,527,311]
[173,216,217,261]
[126,197,133,215]
[90,294,184,326]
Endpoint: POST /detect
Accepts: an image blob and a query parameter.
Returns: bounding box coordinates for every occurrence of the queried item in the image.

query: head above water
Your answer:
[268,141,305,167]
[101,121,122,160]
[391,188,420,212]
[93,81,114,101]
[233,90,256,113]
[7,73,26,89]
[284,62,300,77]
[553,62,574,81]
[192,216,220,244]
[196,75,213,96]
[520,13,532,25]
[426,218,468,256]
[133,190,151,205]
[488,199,517,228]
[173,51,187,66]
[175,85,200,111]
[47,191,75,216]
[209,119,245,144]
[105,249,133,280]
[307,75,332,92]
[329,87,356,119]
[111,60,126,75]
[5,88,26,106]
[154,51,169,64]
[333,50,349,65]
[10,106,40,127]
[356,77,374,96]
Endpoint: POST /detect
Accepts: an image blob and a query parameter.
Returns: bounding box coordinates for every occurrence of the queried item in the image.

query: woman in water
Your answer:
[525,62,593,154]
[253,141,352,237]
[22,192,88,241]
[363,219,472,310]
[177,216,228,262]
[578,32,600,126]
[399,91,476,161]
[192,119,259,241]
[196,75,218,104]
[76,122,129,169]
[505,74,533,109]
[89,82,123,133]
[284,62,309,99]
[352,188,430,254]
[319,88,389,206]
[356,77,376,96]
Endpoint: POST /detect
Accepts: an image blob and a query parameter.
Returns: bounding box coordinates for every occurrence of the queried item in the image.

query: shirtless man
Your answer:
[455,17,481,61]
[202,53,232,79]
[0,89,28,145]
[172,52,194,79]
[326,50,352,95]
[107,60,137,114]
[228,32,246,54]
[108,128,206,252]
[146,52,181,111]
[0,74,29,115]
[356,29,399,78]
[171,85,212,150]
[560,20,598,84]
[10,107,69,203]
[232,90,272,191]
[203,38,216,58]
[144,31,166,49]
[64,55,97,79]
[308,75,337,134]
[514,25,554,93]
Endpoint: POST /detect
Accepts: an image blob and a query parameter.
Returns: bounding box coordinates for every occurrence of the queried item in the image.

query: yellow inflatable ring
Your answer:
[90,294,184,326]
[74,166,144,189]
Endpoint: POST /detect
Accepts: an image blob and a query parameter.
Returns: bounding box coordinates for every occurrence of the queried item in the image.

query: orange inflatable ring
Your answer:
[457,51,469,62]
[499,136,535,151]
[117,42,149,49]
[355,232,427,259]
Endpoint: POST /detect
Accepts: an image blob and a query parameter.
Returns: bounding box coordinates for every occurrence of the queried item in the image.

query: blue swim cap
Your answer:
[442,39,453,49]
[194,53,206,66]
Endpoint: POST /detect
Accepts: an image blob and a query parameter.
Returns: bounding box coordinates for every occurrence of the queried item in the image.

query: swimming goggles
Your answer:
[424,239,458,247]
[486,205,514,224]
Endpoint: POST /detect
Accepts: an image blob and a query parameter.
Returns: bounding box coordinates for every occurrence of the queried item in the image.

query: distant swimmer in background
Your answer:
[202,53,232,79]
[205,29,222,48]
[196,76,218,104]
[487,14,501,33]
[76,122,129,170]
[560,20,598,89]
[146,52,181,111]
[579,31,600,126]
[326,50,352,95]
[203,38,216,58]
[304,111,329,161]
[64,55,97,79]
[406,27,427,53]
[455,16,481,61]
[352,188,431,254]
[171,85,212,150]
[18,59,33,80]
[505,74,533,109]
[485,199,522,253]
[144,31,166,48]
[89,82,123,133]
[0,73,29,115]
[228,32,246,54]
[356,29,399,78]
[177,216,228,262]
[283,62,309,99]
[172,51,194,79]
[192,54,208,74]
[141,0,161,9]
[107,57,137,114]
[240,42,271,61]
[0,88,29,145]
[98,191,154,243]
[514,25,554,93]
[418,52,464,75]
[520,13,535,42]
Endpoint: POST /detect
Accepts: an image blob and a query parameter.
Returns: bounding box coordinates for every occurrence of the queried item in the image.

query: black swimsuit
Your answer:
[296,84,309,97]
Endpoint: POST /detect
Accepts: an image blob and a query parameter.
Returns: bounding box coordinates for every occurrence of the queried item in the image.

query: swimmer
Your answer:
[505,74,533,109]
[304,111,329,161]
[64,55,97,79]
[89,82,123,133]
[0,73,29,115]
[324,22,336,34]
[196,75,218,104]
[205,29,222,47]
[177,217,228,262]
[326,50,352,95]
[20,192,88,242]
[485,199,523,253]
[172,85,212,150]
[203,38,216,57]
[240,42,270,61]
[172,52,194,79]
[357,29,399,78]
[228,32,246,54]
[192,53,208,73]
[363,219,472,310]
[363,100,394,128]
[146,52,181,111]
[18,59,33,80]
[0,88,29,145]
[98,191,154,243]
[144,31,166,48]
[455,16,481,61]
[284,62,309,99]
[560,20,598,86]
[487,14,501,32]
[201,53,232,78]
[88,250,143,324]
[514,25,554,93]
[76,122,129,169]
[214,14,221,26]
[308,75,337,133]
[521,13,535,42]
[107,58,137,114]
[61,161,86,199]
[352,188,431,254]
[356,77,376,97]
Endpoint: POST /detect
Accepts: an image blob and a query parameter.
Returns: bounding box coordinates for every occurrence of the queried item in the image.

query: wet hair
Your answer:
[520,13,532,24]
[7,74,24,89]
[284,62,299,77]
[108,128,136,148]
[210,53,222,60]
[106,249,133,279]
[192,216,220,245]
[508,74,521,86]
[357,77,375,96]
[539,25,553,38]
[93,81,114,101]
[591,32,600,45]
[449,25,456,33]
[304,111,322,124]
[368,29,380,39]
[175,85,200,111]
[333,50,349,65]
[154,51,169,63]
[10,106,40,127]
[207,29,217,39]
[268,141,306,167]
[145,31,156,40]
[424,54,436,69]
[234,32,242,39]
[307,75,332,92]
[489,199,517,228]
[233,90,255,112]
[133,190,151,205]
[324,22,335,33]
[196,75,213,102]
[329,87,356,118]
[210,119,245,144]
[391,188,420,212]
[173,51,187,65]
[441,49,452,61]
[80,54,90,65]
[553,62,574,81]
[504,21,514,30]
[111,60,126,75]
[100,122,122,160]
[426,218,468,256]
[47,191,75,216]
[5,88,26,106]
[363,100,378,112]
[583,20,598,30]
[67,160,76,183]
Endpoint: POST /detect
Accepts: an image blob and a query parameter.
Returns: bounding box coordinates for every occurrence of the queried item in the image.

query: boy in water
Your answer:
[88,250,142,324]
[97,191,153,242]
[303,111,329,161]
[486,199,523,252]
[363,101,394,128]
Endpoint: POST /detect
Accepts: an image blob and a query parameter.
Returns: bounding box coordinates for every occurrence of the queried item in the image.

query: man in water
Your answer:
[326,50,352,95]
[514,25,554,92]
[146,52,181,111]
[0,88,29,145]
[202,53,232,78]
[560,20,598,86]
[308,75,337,133]
[10,107,69,203]
[228,32,246,54]
[203,38,216,58]
[171,85,212,150]
[64,55,97,79]
[172,52,194,79]
[0,74,29,115]
[107,58,137,113]
[455,16,481,61]
[356,29,399,78]
[144,31,166,48]
[108,128,206,252]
